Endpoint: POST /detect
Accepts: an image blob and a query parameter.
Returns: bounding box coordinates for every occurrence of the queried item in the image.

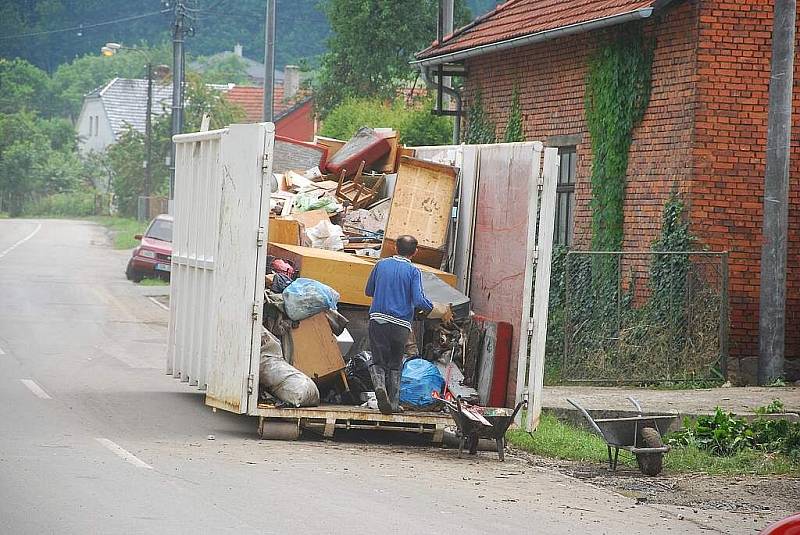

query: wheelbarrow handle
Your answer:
[509,399,527,424]
[627,396,643,415]
[566,398,605,438]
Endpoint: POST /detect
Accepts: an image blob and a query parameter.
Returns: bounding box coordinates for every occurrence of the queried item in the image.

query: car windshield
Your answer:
[146,218,173,242]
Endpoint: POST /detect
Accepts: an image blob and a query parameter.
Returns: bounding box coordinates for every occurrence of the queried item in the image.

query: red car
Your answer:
[125,214,173,283]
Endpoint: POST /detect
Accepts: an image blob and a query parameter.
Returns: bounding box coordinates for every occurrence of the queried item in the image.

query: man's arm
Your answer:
[410,268,433,312]
[365,264,377,297]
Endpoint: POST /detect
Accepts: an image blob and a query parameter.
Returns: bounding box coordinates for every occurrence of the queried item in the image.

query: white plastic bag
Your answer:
[306,220,345,251]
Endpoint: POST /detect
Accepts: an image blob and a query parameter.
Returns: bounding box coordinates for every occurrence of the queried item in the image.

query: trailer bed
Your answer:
[256,403,451,442]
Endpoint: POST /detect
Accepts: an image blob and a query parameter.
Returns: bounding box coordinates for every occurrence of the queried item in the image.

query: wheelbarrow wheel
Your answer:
[636,427,664,476]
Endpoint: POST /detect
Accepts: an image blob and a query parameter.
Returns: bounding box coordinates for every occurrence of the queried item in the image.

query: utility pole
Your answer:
[758,0,796,385]
[262,0,276,122]
[145,61,153,200]
[169,1,190,206]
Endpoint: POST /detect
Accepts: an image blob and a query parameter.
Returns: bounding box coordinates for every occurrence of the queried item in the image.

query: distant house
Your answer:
[76,78,172,154]
[189,44,284,87]
[415,0,800,383]
[224,66,316,141]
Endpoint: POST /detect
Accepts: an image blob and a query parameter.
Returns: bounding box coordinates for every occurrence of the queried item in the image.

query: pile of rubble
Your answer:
[257,127,505,414]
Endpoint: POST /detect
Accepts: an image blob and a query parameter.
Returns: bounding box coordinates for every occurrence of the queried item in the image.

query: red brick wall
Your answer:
[464,1,699,252]
[692,0,800,381]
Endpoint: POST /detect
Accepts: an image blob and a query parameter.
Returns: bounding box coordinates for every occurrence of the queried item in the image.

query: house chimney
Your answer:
[284,65,300,99]
[234,43,243,57]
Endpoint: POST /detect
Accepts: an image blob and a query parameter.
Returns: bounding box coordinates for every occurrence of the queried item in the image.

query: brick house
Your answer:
[415,0,799,383]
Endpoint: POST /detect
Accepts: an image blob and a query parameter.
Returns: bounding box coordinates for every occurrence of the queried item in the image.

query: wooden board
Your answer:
[286,209,330,230]
[268,218,303,245]
[268,243,456,306]
[373,131,400,173]
[380,238,444,269]
[314,136,346,159]
[383,156,457,250]
[289,312,345,382]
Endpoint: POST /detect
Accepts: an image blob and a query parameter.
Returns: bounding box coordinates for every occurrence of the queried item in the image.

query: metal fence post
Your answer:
[720,252,730,379]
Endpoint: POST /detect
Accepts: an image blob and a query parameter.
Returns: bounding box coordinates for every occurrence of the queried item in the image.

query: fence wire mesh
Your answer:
[546,250,728,384]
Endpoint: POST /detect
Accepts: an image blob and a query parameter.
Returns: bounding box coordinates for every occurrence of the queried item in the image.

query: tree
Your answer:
[315,0,472,116]
[107,77,246,217]
[190,54,252,85]
[0,58,52,115]
[320,97,452,146]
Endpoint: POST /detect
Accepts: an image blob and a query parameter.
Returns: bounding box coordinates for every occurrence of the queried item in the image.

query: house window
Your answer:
[88,116,93,136]
[555,146,577,247]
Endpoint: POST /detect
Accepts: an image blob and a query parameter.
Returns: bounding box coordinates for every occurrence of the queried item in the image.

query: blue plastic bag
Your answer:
[400,358,445,408]
[282,278,340,321]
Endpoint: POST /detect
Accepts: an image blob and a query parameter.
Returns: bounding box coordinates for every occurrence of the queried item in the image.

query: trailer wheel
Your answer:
[258,418,300,441]
[636,427,664,476]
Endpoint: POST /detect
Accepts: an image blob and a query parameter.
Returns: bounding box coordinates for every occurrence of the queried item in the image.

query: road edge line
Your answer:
[95,438,153,470]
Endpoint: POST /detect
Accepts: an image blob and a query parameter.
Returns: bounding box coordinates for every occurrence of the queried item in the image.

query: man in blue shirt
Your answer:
[365,235,433,414]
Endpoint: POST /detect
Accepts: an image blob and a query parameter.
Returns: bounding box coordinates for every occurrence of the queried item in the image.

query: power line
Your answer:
[0,11,166,41]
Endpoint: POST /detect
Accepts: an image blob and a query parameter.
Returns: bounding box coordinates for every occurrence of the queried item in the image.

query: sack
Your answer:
[283,278,340,321]
[400,358,445,408]
[258,329,319,407]
[259,357,320,408]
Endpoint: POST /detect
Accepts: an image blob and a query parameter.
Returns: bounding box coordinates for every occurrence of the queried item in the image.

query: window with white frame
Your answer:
[555,146,577,247]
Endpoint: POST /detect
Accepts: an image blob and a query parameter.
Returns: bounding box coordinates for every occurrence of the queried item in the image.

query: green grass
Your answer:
[90,216,147,249]
[139,278,169,286]
[507,413,800,476]
[0,211,8,219]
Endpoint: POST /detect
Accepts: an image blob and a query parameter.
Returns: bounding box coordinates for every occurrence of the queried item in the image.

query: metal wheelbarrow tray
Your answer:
[567,397,676,476]
[442,398,527,461]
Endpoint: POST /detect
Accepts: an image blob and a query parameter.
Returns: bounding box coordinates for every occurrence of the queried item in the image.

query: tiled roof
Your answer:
[87,78,173,139]
[224,85,312,123]
[416,0,663,61]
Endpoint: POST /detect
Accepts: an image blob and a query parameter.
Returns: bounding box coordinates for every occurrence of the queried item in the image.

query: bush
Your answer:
[23,191,96,217]
[320,97,452,146]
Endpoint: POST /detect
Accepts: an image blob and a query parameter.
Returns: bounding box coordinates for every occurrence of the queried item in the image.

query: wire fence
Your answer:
[546,250,728,384]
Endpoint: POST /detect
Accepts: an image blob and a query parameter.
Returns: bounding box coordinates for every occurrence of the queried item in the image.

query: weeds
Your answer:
[507,413,799,476]
[90,216,146,249]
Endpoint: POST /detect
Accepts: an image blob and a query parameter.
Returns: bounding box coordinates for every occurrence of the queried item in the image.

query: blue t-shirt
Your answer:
[365,256,433,330]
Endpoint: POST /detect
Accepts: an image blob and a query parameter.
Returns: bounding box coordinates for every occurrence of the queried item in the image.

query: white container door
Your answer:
[168,122,274,414]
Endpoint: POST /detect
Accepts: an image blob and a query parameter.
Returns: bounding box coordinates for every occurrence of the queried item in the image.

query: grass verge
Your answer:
[139,278,169,286]
[507,413,799,476]
[90,216,147,249]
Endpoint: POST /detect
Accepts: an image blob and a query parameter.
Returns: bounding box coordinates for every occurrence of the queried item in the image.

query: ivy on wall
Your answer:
[504,86,524,143]
[464,89,497,144]
[585,24,654,250]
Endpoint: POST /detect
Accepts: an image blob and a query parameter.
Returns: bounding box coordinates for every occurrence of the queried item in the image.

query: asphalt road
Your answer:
[0,219,765,534]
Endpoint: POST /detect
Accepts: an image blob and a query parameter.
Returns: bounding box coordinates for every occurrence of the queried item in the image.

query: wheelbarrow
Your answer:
[566,397,676,476]
[441,397,527,461]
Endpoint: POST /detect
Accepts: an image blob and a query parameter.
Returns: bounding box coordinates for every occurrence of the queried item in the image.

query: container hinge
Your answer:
[537,171,544,188]
[528,318,535,335]
[252,302,260,321]
[256,226,266,247]
[247,373,255,394]
[532,246,539,262]
[261,153,271,172]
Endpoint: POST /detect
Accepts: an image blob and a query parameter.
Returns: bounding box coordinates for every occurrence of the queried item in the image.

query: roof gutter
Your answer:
[412,8,654,67]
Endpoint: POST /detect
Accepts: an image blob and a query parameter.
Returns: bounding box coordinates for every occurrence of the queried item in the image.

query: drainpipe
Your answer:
[420,65,462,145]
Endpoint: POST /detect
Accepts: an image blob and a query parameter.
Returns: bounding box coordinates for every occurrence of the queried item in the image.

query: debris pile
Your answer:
[257,127,513,417]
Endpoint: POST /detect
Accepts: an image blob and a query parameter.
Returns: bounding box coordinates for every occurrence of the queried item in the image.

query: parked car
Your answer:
[125,214,173,283]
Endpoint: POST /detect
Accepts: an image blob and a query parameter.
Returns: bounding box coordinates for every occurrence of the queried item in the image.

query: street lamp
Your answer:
[100,42,153,205]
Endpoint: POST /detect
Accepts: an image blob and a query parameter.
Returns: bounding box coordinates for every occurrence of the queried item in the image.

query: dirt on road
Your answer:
[514,449,800,528]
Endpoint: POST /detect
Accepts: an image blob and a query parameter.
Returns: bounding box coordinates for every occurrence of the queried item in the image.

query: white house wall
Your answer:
[77,99,115,155]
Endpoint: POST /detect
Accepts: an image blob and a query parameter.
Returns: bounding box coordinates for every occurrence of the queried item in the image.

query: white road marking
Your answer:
[0,223,42,260]
[147,296,170,311]
[96,438,153,470]
[0,346,5,355]
[20,379,52,399]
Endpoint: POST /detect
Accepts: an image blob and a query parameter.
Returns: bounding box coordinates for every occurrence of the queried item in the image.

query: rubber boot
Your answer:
[387,369,403,413]
[369,365,391,415]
